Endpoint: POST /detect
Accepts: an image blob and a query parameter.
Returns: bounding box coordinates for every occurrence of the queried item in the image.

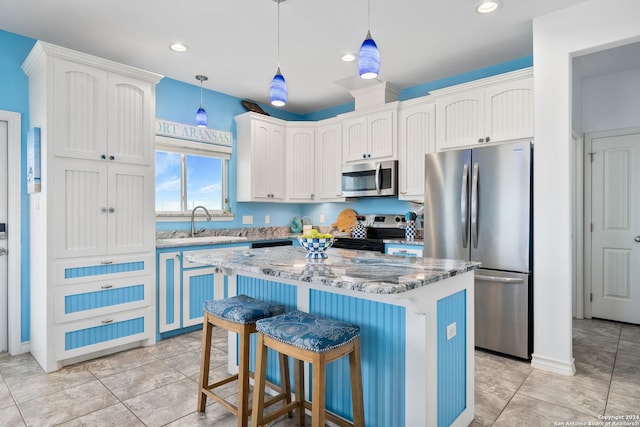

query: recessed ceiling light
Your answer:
[342,53,356,62]
[170,42,189,53]
[476,0,501,14]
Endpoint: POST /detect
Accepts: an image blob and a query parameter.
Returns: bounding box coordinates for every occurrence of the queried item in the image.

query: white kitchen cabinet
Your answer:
[342,106,397,162]
[236,113,286,201]
[398,100,435,201]
[157,245,247,338]
[434,69,533,151]
[314,120,344,202]
[286,122,344,203]
[23,41,161,372]
[286,125,316,201]
[53,58,154,165]
[54,159,153,258]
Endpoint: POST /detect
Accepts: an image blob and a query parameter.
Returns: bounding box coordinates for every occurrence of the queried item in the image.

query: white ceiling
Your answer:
[0,0,593,114]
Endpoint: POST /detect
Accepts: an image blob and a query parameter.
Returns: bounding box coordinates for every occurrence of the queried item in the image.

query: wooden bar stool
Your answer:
[198,294,290,427]
[251,310,365,427]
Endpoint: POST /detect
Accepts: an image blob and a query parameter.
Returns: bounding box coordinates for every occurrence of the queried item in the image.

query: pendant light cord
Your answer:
[277,0,281,67]
[367,0,371,31]
[200,80,203,107]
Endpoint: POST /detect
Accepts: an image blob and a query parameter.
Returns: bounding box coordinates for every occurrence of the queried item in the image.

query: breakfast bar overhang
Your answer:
[187,246,478,427]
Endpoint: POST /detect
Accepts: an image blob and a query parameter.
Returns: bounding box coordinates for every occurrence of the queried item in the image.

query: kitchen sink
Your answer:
[157,236,249,246]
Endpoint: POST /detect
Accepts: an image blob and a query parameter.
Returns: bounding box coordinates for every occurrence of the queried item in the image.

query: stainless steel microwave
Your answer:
[341,160,398,198]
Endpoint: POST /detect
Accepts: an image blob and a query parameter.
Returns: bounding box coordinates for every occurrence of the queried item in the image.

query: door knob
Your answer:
[635,236,640,242]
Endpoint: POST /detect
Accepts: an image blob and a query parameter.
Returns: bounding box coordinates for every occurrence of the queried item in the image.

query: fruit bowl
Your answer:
[298,237,335,259]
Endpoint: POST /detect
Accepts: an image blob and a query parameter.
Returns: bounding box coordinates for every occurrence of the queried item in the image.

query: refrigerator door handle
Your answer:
[375,162,381,194]
[461,163,469,248]
[471,162,479,248]
[476,274,526,284]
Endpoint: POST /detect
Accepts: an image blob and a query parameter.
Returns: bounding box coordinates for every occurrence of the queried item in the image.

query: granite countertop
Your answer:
[186,246,479,295]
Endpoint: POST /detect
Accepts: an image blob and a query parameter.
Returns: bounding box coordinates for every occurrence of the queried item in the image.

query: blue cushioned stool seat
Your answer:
[203,294,285,324]
[256,310,360,353]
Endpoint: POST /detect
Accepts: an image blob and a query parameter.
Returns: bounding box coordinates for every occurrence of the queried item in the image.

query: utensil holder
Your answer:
[405,221,416,241]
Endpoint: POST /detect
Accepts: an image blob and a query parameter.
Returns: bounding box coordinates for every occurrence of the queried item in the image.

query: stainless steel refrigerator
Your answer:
[424,140,532,359]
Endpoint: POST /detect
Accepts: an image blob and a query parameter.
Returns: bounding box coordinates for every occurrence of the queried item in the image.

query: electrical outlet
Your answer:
[446,322,457,341]
[242,215,253,225]
[265,215,270,224]
[320,214,325,224]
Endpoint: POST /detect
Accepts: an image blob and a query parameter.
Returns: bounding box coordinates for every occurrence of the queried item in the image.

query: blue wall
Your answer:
[0,30,36,342]
[0,27,532,345]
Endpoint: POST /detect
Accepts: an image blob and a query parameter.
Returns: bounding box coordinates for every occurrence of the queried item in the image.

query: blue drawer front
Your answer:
[187,272,215,321]
[237,275,297,386]
[65,317,145,350]
[65,284,145,314]
[310,290,406,427]
[64,261,145,279]
[437,289,467,427]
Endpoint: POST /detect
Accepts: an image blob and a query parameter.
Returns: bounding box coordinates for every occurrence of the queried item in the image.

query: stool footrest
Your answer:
[258,399,301,425]
[206,373,239,390]
[202,388,238,416]
[302,400,355,427]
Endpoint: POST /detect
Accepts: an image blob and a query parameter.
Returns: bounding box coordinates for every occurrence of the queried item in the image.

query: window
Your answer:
[155,139,230,218]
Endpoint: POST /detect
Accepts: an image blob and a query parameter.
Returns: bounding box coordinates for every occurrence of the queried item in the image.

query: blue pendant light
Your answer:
[358,0,380,79]
[195,75,208,127]
[270,0,287,107]
[270,67,287,107]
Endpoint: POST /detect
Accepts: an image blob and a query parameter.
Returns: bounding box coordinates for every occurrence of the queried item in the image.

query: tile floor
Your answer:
[0,318,638,426]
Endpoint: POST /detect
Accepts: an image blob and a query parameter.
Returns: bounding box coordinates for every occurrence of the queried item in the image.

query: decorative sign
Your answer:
[155,119,232,147]
[27,127,41,193]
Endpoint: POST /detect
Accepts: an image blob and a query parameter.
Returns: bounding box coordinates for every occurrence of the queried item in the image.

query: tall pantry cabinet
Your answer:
[22,42,162,372]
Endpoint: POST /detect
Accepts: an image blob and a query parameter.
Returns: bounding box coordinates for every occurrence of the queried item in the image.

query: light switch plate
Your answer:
[265,215,270,224]
[320,214,325,224]
[446,322,457,341]
[242,215,253,225]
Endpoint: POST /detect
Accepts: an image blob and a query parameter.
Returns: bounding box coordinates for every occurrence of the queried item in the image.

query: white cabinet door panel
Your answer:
[286,127,315,201]
[315,123,343,201]
[55,159,108,258]
[398,103,435,200]
[54,59,108,160]
[108,73,153,165]
[108,165,152,254]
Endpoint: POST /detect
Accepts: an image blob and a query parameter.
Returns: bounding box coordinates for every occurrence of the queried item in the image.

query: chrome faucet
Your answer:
[190,206,212,237]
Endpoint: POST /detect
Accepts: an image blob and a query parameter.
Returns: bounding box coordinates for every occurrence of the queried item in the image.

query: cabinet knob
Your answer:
[485,136,491,142]
[101,207,107,213]
[100,154,107,160]
[101,318,114,324]
[109,155,115,161]
[310,193,315,200]
[108,207,115,213]
[478,138,485,143]
[401,191,407,195]
[367,154,371,158]
[362,154,367,158]
[101,284,113,289]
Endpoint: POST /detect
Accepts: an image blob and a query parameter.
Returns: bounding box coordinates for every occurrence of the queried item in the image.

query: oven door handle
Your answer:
[375,162,381,194]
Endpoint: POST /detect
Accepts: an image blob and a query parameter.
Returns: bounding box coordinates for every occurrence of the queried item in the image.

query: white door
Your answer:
[589,130,640,324]
[0,120,8,352]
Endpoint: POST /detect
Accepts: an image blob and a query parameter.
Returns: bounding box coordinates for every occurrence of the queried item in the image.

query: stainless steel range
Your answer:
[332,214,408,253]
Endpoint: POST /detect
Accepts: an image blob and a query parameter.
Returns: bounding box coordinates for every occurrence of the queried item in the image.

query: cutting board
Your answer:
[331,209,358,232]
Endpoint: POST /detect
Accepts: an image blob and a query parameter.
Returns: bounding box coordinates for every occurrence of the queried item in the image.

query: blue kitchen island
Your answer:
[188,246,478,427]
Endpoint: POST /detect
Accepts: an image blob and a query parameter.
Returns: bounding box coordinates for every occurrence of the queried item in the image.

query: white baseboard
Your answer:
[531,352,576,376]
